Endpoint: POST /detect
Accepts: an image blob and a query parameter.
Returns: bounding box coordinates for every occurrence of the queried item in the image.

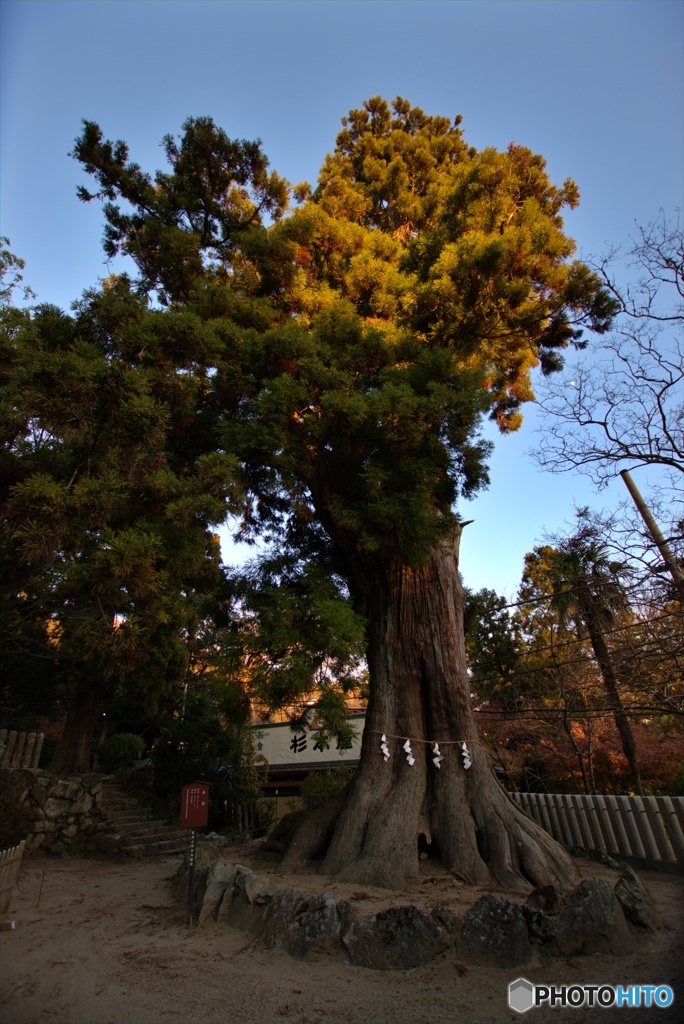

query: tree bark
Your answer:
[561,709,589,794]
[48,680,99,774]
[580,599,644,796]
[283,528,579,891]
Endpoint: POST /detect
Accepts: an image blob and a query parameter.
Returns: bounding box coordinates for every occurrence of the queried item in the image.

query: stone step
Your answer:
[104,819,161,835]
[95,778,186,859]
[116,823,183,841]
[120,833,187,850]
[102,804,143,816]
[100,795,142,809]
[123,836,188,859]
[103,810,154,826]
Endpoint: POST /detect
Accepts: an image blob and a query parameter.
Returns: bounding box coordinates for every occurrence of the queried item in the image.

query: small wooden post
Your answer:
[0,841,26,920]
[31,733,45,769]
[186,827,196,930]
[22,732,36,768]
[179,782,209,930]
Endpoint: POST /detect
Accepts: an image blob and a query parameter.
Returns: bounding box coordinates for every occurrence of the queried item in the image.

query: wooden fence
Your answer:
[0,841,26,917]
[513,792,684,867]
[0,730,44,769]
[225,801,259,833]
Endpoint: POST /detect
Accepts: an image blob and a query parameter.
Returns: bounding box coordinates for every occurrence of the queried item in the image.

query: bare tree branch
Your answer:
[533,212,683,488]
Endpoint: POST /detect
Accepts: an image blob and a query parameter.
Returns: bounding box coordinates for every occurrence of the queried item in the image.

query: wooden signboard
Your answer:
[180,782,209,829]
[181,782,210,929]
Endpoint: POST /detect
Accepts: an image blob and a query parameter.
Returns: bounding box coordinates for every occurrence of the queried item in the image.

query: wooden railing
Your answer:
[0,841,26,917]
[513,791,684,867]
[0,730,45,769]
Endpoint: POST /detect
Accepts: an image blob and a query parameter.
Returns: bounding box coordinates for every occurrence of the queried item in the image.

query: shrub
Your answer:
[300,766,353,809]
[98,733,146,773]
[672,767,684,797]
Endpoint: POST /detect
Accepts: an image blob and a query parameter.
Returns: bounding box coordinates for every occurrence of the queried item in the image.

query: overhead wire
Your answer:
[466,602,683,722]
[495,571,681,611]
[465,607,683,675]
[473,704,683,718]
[468,637,684,687]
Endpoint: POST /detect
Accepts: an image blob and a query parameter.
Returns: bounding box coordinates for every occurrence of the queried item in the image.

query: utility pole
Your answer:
[620,469,684,602]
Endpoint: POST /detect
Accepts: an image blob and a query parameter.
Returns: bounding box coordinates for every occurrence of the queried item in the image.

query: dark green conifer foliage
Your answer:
[219,551,366,748]
[465,588,524,708]
[1,271,244,771]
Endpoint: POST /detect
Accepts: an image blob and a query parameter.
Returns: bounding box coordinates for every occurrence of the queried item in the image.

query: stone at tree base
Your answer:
[189,855,347,958]
[459,895,532,968]
[526,884,560,915]
[614,864,659,930]
[240,864,272,905]
[190,854,452,966]
[555,877,635,956]
[198,859,238,925]
[216,865,275,935]
[251,886,349,959]
[342,905,447,971]
[213,866,351,959]
[522,905,554,943]
[430,902,461,942]
[174,843,226,903]
[279,892,349,959]
[233,882,306,939]
[183,850,653,971]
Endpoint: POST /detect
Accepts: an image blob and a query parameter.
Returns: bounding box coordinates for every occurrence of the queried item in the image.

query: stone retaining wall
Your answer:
[0,767,111,854]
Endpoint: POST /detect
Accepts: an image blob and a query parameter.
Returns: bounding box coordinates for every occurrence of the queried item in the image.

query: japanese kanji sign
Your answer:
[180,782,209,828]
[251,714,364,768]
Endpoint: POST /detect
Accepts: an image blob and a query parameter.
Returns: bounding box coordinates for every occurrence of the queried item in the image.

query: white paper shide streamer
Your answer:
[378,732,472,770]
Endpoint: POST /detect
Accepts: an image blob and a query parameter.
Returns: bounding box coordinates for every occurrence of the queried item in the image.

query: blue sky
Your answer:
[1,0,682,597]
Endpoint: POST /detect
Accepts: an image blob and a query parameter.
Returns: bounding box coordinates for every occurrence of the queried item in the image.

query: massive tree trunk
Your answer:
[283,527,579,891]
[48,680,99,774]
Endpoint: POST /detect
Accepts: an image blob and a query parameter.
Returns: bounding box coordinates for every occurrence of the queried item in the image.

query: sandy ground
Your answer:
[1,847,682,1024]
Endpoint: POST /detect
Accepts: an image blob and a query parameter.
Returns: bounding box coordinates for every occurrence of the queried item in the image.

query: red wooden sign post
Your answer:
[180,781,210,828]
[180,782,209,928]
